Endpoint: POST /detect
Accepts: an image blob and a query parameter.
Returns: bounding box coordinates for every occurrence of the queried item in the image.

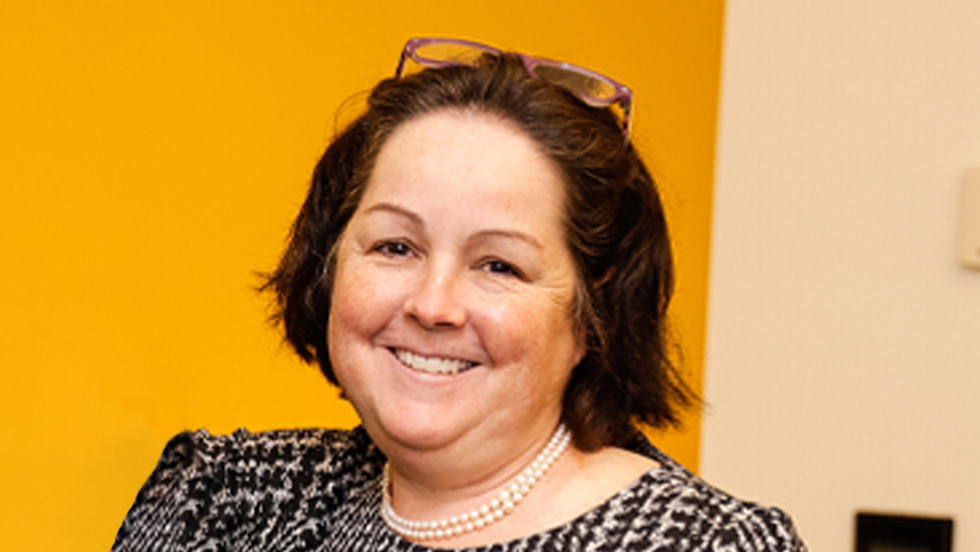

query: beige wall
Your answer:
[703,2,980,551]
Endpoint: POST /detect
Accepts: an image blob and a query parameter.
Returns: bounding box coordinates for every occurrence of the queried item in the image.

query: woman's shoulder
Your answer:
[112,426,385,551]
[620,468,805,551]
[158,425,385,497]
[607,434,807,551]
[176,426,376,466]
[144,426,383,488]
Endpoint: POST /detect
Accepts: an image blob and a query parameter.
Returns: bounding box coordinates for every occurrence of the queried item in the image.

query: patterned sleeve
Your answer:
[111,431,222,552]
[700,505,807,552]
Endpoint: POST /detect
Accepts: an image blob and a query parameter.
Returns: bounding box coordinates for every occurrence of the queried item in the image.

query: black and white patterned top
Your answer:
[112,426,807,551]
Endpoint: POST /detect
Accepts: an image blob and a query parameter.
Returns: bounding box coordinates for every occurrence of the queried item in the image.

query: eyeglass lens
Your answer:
[412,41,497,66]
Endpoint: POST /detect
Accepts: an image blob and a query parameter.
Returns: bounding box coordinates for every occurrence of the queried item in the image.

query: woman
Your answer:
[114,38,806,551]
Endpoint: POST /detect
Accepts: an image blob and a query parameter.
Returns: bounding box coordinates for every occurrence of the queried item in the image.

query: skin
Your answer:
[328,109,655,547]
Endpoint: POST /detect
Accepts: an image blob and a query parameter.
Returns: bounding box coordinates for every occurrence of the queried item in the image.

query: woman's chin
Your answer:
[368,412,473,456]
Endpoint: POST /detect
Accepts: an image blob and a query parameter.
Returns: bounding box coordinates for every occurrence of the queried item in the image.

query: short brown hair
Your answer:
[263,54,695,450]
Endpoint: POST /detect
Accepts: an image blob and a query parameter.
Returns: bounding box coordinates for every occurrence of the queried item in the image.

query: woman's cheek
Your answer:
[473,294,540,363]
[333,267,391,335]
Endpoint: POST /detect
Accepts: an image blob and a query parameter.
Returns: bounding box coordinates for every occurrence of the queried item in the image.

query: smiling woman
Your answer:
[111,38,807,551]
[328,110,585,476]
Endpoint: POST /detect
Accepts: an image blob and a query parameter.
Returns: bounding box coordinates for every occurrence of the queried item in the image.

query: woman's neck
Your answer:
[381,424,571,542]
[385,420,565,517]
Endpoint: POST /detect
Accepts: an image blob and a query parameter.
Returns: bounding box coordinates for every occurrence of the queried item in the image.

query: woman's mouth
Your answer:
[392,348,477,375]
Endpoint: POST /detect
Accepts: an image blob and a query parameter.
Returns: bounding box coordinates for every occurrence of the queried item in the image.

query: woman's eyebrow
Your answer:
[362,202,424,226]
[469,229,543,251]
[362,202,543,250]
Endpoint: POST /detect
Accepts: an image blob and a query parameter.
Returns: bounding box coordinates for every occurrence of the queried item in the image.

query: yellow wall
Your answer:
[0,2,723,549]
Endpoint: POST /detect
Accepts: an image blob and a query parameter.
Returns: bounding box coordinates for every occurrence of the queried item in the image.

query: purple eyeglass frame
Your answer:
[395,37,634,137]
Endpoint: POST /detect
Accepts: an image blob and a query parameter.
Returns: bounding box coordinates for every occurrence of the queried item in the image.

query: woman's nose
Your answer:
[403,262,467,329]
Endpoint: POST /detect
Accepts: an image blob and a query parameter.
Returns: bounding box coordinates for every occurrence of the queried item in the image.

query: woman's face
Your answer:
[327,109,585,460]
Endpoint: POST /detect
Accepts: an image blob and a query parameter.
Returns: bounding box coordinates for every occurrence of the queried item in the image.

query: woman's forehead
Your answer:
[366,110,565,209]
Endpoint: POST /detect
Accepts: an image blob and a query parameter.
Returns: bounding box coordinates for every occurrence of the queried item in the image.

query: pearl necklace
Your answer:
[380,424,571,541]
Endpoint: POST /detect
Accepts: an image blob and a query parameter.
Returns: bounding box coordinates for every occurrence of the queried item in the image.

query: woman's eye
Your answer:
[373,241,413,257]
[483,259,524,279]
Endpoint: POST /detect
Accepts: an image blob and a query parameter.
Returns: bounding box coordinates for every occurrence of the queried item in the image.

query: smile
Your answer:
[392,348,477,375]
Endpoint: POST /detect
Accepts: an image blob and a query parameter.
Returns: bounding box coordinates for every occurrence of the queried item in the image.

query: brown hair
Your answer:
[263,53,695,450]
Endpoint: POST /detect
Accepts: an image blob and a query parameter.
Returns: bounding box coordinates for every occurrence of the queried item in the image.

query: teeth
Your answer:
[395,349,474,375]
